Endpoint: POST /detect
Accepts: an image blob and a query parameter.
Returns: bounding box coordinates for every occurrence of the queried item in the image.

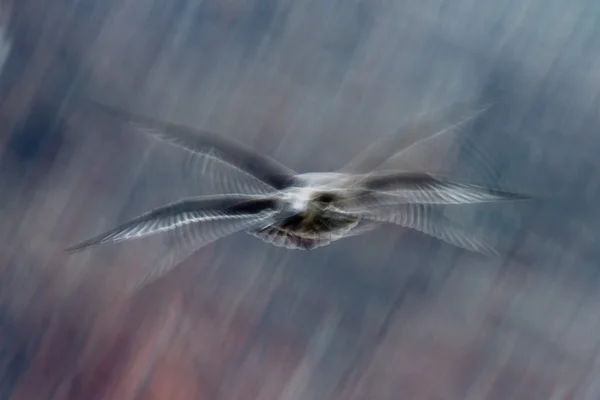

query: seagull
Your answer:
[66,100,531,257]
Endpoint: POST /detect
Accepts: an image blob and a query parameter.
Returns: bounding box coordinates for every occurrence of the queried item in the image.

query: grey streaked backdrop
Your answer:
[0,0,599,399]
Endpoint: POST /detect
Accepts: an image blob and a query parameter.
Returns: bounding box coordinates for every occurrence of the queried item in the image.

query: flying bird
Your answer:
[66,100,531,258]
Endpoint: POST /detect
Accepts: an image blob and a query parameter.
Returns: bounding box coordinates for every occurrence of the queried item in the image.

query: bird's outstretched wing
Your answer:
[65,195,279,252]
[182,150,277,195]
[338,171,531,209]
[361,204,499,255]
[85,99,298,191]
[339,101,490,174]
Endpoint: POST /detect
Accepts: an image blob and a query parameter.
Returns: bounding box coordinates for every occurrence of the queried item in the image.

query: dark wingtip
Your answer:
[491,188,536,202]
[64,242,91,254]
[64,236,106,254]
[81,96,125,118]
[81,96,168,131]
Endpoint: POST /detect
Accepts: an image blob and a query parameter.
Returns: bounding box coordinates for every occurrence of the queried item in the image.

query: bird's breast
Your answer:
[248,209,360,249]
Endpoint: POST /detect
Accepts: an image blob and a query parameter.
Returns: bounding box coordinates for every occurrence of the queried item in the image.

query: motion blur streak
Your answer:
[0,7,10,76]
[0,0,599,399]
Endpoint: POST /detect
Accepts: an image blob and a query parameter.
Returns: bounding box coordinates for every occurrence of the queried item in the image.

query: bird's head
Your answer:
[282,187,342,215]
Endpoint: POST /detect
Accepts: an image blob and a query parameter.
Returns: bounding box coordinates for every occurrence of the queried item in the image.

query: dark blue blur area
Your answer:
[0,0,599,399]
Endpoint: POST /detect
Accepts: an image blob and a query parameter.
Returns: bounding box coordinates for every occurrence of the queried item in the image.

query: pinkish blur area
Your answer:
[0,0,599,399]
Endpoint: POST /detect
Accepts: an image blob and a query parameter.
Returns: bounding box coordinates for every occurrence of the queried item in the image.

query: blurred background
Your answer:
[0,0,599,398]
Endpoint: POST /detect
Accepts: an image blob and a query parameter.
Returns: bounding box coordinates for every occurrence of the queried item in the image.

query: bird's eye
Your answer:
[314,193,337,204]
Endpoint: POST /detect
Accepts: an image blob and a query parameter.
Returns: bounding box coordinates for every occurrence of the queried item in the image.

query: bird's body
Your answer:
[249,176,362,249]
[66,99,533,287]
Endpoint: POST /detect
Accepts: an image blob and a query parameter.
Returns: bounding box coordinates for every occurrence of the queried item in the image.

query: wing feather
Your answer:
[85,99,297,190]
[361,204,499,255]
[65,195,278,252]
[339,101,490,173]
[338,172,531,209]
